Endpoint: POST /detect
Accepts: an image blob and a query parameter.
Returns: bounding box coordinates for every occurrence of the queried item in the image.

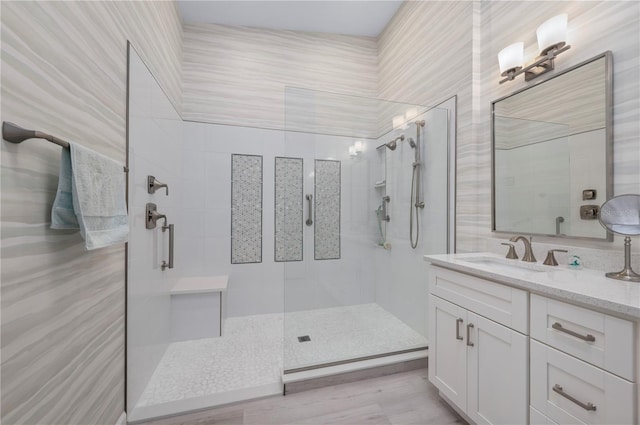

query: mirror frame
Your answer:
[491,51,613,241]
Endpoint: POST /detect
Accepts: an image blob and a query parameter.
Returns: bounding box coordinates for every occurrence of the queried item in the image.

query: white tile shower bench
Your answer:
[170,276,228,342]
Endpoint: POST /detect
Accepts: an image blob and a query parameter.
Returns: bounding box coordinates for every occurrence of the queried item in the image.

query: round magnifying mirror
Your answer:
[599,194,640,282]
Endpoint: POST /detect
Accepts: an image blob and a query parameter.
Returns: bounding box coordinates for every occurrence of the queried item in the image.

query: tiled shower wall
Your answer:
[127,47,184,416]
[1,2,182,424]
[180,121,376,317]
[372,108,450,336]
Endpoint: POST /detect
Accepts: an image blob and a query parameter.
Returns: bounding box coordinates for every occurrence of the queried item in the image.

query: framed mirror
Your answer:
[492,51,612,240]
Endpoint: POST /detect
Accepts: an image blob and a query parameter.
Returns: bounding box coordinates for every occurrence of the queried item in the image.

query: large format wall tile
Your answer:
[1,2,182,424]
[182,23,378,131]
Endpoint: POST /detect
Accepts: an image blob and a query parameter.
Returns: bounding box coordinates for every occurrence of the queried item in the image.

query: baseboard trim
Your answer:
[116,411,127,425]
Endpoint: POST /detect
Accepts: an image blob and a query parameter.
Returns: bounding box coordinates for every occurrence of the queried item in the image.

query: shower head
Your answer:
[385,134,405,151]
[407,138,416,149]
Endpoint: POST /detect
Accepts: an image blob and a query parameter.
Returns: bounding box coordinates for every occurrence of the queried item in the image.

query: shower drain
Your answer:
[297,335,311,342]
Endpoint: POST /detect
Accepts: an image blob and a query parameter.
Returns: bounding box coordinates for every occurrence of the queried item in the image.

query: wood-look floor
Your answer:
[143,368,464,425]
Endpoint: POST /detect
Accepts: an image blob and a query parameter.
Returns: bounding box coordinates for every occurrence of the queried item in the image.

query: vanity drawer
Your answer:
[429,266,528,333]
[531,294,635,380]
[531,340,636,425]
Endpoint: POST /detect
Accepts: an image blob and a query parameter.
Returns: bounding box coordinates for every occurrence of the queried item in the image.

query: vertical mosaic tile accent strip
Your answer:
[275,157,303,262]
[314,160,341,260]
[231,154,263,264]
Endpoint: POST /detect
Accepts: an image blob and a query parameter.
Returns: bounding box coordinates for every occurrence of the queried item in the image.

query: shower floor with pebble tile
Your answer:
[137,303,427,408]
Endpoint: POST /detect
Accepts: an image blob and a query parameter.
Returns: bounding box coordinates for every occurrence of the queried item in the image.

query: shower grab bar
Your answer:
[305,194,313,226]
[2,121,128,172]
[146,203,174,270]
[162,223,174,270]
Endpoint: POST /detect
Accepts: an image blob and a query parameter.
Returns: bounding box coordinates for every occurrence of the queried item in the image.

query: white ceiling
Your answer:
[178,1,404,37]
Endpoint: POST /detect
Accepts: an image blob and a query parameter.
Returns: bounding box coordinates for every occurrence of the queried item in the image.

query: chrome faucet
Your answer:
[509,235,537,262]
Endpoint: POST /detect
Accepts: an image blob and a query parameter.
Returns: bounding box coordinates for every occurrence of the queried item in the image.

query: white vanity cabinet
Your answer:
[426,256,639,425]
[428,266,529,425]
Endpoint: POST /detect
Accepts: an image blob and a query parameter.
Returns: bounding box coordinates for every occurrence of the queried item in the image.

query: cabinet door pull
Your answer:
[552,384,597,411]
[466,323,474,346]
[456,318,463,340]
[552,322,595,342]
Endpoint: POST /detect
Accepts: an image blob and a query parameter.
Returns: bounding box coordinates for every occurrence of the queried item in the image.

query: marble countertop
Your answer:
[424,253,640,320]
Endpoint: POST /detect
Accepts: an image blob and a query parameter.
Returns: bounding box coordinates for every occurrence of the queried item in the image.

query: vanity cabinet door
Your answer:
[467,312,528,425]
[429,295,468,410]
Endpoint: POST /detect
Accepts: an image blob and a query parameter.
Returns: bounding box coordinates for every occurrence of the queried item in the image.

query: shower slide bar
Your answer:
[2,121,128,172]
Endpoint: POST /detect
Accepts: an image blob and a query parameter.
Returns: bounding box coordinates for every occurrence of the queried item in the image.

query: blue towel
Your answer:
[51,143,129,250]
[51,149,79,229]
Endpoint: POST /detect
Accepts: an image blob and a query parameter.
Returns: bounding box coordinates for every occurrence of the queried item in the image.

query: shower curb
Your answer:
[282,349,428,395]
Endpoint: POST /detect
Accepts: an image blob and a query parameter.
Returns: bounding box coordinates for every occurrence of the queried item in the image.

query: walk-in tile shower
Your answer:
[126,46,455,422]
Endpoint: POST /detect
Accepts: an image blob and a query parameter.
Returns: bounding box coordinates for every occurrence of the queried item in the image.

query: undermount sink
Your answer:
[460,256,551,273]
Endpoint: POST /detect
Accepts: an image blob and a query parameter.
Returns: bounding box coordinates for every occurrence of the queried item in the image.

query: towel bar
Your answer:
[2,121,128,172]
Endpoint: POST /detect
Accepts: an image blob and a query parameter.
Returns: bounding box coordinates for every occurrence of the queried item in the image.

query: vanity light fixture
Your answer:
[499,14,571,84]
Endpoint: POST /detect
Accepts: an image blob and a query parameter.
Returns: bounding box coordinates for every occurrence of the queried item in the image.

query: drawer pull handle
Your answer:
[552,384,597,411]
[552,322,596,342]
[456,318,463,340]
[466,323,474,347]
